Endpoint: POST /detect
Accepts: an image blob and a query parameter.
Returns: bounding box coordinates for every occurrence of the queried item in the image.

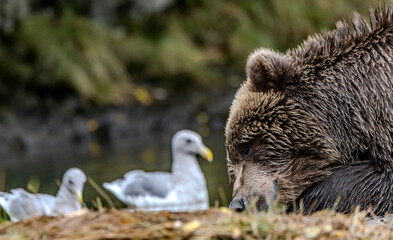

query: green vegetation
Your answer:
[0,0,388,106]
[19,11,134,105]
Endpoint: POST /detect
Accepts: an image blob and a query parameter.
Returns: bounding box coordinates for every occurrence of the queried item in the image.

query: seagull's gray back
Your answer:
[7,189,55,221]
[123,171,172,198]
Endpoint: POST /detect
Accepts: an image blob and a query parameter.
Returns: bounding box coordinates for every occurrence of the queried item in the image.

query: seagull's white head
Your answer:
[172,130,213,162]
[62,168,87,204]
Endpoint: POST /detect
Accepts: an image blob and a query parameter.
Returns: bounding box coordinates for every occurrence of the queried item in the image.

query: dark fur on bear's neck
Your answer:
[292,162,393,215]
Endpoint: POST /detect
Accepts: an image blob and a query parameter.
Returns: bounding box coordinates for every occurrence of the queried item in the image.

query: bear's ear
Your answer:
[246,49,291,92]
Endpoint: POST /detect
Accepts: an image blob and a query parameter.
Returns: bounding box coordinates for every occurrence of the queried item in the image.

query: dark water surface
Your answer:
[0,130,232,209]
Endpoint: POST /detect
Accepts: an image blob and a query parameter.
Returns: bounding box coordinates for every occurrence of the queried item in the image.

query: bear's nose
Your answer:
[229,197,248,211]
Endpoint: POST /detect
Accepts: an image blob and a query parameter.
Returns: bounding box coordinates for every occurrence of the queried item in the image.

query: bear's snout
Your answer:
[229,195,269,212]
[229,197,247,211]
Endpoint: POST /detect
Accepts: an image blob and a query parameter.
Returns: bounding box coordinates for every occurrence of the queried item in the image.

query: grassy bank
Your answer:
[0,208,392,239]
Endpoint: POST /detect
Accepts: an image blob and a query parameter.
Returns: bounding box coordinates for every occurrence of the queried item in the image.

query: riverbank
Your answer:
[0,208,391,239]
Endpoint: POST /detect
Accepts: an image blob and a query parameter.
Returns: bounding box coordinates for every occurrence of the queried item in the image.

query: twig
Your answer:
[87,176,115,209]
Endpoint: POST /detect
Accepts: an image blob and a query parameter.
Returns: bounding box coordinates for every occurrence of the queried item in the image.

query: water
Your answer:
[0,130,233,209]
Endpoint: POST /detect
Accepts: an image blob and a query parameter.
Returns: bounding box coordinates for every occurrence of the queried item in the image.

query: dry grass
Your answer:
[0,208,393,239]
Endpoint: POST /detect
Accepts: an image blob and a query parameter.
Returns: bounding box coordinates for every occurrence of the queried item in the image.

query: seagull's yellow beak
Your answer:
[76,191,83,204]
[199,146,213,162]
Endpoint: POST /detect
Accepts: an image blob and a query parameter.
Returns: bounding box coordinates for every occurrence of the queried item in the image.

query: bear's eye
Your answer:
[243,145,252,158]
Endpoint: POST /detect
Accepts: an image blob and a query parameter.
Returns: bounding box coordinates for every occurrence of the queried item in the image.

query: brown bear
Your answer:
[225,6,393,215]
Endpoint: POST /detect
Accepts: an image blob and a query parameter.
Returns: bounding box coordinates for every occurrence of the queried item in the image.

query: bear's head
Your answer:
[225,48,339,211]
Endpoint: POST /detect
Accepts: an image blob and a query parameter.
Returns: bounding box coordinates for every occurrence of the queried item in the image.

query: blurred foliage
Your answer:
[19,10,134,105]
[0,0,388,106]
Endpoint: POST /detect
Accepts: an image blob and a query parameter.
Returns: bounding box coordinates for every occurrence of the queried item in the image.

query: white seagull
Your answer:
[103,129,213,212]
[0,168,86,222]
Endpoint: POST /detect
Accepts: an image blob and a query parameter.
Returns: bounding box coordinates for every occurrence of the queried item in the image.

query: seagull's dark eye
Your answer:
[185,139,192,144]
[68,180,74,185]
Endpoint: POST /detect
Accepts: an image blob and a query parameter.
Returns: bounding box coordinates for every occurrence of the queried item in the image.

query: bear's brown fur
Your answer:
[226,6,393,214]
[291,162,393,215]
